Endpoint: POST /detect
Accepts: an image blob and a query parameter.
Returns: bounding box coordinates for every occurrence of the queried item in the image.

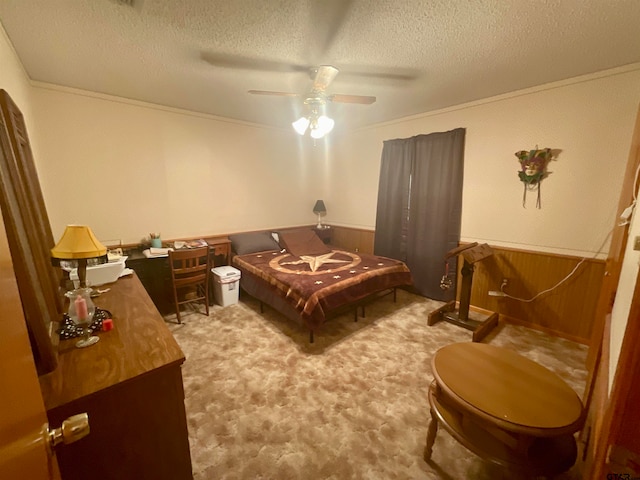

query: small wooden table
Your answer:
[425,342,584,477]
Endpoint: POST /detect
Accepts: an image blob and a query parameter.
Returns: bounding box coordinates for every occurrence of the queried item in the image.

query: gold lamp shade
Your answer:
[51,225,108,288]
[51,225,107,260]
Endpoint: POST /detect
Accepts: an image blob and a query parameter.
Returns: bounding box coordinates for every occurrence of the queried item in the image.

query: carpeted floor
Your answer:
[165,289,588,480]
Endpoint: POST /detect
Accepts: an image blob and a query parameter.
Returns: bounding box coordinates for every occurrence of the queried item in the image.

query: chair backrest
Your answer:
[168,246,210,288]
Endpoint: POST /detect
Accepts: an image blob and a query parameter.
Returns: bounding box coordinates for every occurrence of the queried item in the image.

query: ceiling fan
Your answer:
[248,65,376,138]
[248,65,376,105]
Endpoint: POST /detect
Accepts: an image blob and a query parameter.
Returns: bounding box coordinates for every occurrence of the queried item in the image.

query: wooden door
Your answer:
[0,208,60,480]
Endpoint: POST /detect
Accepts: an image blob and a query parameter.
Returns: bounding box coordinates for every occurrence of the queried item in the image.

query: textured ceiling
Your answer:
[1,0,640,131]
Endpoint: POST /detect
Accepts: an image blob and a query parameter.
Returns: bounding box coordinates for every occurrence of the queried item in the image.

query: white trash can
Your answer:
[211,266,241,306]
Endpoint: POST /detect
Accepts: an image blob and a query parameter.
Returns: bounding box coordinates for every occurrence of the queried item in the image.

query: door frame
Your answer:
[584,104,640,477]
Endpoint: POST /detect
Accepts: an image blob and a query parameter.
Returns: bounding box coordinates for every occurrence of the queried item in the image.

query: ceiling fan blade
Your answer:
[311,65,339,92]
[337,67,420,83]
[328,94,376,105]
[202,52,308,73]
[248,90,300,97]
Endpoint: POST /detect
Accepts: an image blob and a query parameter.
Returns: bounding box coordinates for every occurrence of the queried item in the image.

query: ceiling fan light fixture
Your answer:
[317,115,334,133]
[310,115,334,139]
[250,65,376,134]
[310,127,324,139]
[292,116,310,135]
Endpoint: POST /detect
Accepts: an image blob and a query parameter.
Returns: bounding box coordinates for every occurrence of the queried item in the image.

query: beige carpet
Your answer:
[166,289,588,480]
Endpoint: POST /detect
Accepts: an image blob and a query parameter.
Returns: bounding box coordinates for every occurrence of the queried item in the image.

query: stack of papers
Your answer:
[186,239,208,248]
[143,247,173,258]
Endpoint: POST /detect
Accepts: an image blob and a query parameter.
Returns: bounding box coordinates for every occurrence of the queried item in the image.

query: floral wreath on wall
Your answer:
[514,147,554,208]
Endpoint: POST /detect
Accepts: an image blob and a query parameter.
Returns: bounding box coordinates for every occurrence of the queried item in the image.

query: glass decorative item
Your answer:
[65,287,99,348]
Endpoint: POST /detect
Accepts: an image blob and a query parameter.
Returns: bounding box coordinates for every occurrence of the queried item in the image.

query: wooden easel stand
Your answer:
[428,243,499,342]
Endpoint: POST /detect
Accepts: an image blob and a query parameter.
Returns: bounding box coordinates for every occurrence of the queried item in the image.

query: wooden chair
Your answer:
[168,246,210,323]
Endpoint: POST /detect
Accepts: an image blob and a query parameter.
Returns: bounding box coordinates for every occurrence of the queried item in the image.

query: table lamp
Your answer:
[51,225,108,348]
[51,225,108,288]
[313,200,327,229]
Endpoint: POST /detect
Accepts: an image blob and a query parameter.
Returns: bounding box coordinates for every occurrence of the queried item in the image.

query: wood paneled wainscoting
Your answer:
[330,225,375,254]
[464,245,604,344]
[329,226,604,344]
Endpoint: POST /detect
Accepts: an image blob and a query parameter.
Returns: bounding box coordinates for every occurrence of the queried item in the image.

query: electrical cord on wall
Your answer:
[500,228,614,303]
[496,160,639,303]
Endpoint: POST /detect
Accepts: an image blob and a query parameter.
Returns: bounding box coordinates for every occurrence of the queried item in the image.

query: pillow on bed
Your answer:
[230,232,281,255]
[279,229,331,257]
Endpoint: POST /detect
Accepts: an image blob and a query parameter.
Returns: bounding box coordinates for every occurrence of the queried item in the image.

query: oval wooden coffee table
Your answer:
[424,342,585,477]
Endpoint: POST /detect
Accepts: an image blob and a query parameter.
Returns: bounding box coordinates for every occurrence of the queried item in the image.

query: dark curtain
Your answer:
[374,128,465,301]
[373,139,413,261]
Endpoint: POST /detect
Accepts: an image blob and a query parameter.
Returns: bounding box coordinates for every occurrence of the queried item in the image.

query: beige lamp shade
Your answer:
[51,225,107,260]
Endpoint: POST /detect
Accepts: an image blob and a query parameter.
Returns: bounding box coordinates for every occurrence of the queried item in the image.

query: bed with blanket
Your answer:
[230,229,413,342]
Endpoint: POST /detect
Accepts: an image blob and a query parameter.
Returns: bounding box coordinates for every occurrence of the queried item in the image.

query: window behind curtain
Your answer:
[374,128,465,301]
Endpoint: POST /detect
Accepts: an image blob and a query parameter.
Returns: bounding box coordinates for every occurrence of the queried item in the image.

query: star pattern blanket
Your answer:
[233,249,413,331]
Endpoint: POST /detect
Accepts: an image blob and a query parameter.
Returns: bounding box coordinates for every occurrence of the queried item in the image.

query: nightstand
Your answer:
[313,226,332,244]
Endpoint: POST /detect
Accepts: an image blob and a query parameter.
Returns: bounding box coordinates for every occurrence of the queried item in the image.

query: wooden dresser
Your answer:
[39,273,193,480]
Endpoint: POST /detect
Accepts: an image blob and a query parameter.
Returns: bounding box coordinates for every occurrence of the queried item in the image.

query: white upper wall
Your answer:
[0,23,39,159]
[29,86,324,244]
[329,67,640,258]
